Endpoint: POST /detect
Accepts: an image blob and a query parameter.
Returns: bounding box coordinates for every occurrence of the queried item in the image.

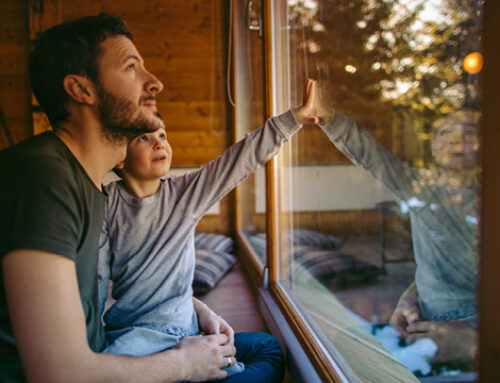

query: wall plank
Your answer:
[0,0,32,148]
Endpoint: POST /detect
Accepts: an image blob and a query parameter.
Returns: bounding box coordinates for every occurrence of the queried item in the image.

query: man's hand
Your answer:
[174,334,236,382]
[389,281,421,338]
[406,321,477,365]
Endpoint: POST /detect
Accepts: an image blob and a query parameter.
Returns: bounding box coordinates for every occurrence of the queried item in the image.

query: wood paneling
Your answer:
[0,0,32,149]
[14,0,234,234]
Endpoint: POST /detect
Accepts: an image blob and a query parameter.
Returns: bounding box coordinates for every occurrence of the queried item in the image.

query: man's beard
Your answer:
[96,83,164,143]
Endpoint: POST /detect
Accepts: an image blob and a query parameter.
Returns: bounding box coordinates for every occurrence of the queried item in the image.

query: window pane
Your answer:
[268,0,481,381]
[233,0,267,265]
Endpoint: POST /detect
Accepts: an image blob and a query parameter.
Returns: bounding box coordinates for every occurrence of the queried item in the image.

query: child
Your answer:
[98,80,319,381]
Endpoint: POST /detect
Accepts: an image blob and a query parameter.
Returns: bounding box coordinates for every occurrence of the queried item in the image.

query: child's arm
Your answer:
[318,110,419,200]
[171,80,318,220]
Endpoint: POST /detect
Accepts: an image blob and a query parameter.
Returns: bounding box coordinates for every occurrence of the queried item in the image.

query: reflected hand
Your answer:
[406,321,477,364]
[292,79,320,125]
[389,281,420,338]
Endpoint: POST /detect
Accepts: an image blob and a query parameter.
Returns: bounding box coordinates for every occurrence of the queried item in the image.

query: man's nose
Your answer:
[145,71,164,94]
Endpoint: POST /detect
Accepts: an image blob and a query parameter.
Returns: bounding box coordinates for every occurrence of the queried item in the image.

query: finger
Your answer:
[303,78,312,104]
[304,79,316,109]
[208,333,229,345]
[407,321,435,333]
[406,332,429,345]
[221,343,236,357]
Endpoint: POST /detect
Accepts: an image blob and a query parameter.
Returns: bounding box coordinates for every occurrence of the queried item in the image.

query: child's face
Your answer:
[121,127,173,181]
[431,122,478,171]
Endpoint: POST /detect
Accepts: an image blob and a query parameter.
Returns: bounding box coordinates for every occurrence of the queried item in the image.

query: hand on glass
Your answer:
[292,79,334,126]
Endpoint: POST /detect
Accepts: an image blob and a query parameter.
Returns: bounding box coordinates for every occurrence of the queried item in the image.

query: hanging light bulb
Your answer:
[463,52,483,74]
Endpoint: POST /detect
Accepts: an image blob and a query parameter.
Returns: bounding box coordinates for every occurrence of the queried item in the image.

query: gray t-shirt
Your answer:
[99,110,300,354]
[320,112,478,325]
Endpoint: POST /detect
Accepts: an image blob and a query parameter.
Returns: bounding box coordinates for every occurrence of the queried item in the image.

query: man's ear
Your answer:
[115,161,125,170]
[62,74,96,105]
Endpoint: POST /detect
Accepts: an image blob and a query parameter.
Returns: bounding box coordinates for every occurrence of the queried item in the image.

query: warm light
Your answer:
[463,52,483,74]
[345,65,357,74]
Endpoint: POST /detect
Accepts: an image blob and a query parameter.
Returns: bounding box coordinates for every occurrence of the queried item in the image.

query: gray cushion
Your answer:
[292,245,382,289]
[193,248,237,295]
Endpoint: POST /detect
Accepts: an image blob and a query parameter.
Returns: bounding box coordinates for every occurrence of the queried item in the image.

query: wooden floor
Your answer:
[196,262,268,333]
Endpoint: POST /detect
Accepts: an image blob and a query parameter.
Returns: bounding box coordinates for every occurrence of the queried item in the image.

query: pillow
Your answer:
[195,233,234,253]
[291,228,343,250]
[193,249,237,295]
[292,246,383,289]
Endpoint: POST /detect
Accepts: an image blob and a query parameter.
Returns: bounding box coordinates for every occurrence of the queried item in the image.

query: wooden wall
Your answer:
[0,0,32,148]
[1,0,234,234]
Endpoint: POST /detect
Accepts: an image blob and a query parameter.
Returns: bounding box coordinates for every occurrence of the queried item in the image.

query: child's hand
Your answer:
[198,307,235,348]
[292,79,334,125]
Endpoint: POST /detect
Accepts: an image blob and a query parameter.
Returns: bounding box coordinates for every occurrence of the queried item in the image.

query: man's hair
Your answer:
[29,13,133,125]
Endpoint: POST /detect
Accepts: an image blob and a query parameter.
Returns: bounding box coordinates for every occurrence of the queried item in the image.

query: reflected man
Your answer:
[316,106,479,366]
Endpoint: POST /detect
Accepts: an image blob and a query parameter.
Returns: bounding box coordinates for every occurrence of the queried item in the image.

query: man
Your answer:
[317,106,479,366]
[0,14,235,382]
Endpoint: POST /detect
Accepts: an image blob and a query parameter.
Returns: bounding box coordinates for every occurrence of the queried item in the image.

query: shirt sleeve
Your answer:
[2,155,82,260]
[319,110,419,201]
[170,109,301,220]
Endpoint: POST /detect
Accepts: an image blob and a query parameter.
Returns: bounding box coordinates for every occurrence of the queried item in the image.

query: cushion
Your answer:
[292,246,383,289]
[195,232,234,253]
[291,228,343,250]
[193,249,237,295]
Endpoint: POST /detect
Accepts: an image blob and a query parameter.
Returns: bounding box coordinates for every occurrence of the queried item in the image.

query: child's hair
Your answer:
[29,13,133,126]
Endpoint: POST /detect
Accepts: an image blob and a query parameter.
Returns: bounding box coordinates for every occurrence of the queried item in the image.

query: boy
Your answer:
[99,80,319,381]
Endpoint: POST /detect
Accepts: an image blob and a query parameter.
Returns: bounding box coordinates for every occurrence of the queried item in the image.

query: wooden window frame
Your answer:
[235,0,500,381]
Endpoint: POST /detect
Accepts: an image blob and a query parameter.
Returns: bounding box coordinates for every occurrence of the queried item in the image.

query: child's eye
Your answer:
[159,133,167,140]
[137,135,148,142]
[126,63,136,71]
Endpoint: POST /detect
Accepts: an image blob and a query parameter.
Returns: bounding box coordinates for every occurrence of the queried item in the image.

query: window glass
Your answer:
[267,0,482,381]
[233,0,267,266]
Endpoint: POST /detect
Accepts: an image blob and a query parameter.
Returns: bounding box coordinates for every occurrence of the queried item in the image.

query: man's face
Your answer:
[432,122,479,171]
[96,35,164,140]
[120,127,173,181]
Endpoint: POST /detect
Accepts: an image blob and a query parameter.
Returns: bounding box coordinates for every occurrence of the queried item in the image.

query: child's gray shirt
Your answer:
[98,110,300,355]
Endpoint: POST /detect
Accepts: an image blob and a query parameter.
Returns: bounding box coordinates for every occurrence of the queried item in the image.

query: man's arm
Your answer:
[3,250,234,382]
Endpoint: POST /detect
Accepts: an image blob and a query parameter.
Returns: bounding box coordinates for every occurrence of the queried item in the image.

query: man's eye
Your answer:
[126,63,136,71]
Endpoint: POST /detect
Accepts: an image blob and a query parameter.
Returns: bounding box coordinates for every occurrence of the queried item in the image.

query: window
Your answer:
[236,0,484,381]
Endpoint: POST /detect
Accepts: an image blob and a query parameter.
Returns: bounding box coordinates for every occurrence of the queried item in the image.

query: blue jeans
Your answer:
[216,332,285,383]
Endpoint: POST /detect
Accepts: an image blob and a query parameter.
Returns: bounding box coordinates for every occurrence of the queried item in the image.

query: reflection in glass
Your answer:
[261,0,481,381]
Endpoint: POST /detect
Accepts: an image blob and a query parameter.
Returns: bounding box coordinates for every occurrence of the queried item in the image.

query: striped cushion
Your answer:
[292,246,382,289]
[193,249,237,295]
[194,233,234,253]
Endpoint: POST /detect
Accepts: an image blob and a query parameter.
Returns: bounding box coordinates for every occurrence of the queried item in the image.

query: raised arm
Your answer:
[3,251,234,382]
[173,79,319,219]
[317,108,418,200]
